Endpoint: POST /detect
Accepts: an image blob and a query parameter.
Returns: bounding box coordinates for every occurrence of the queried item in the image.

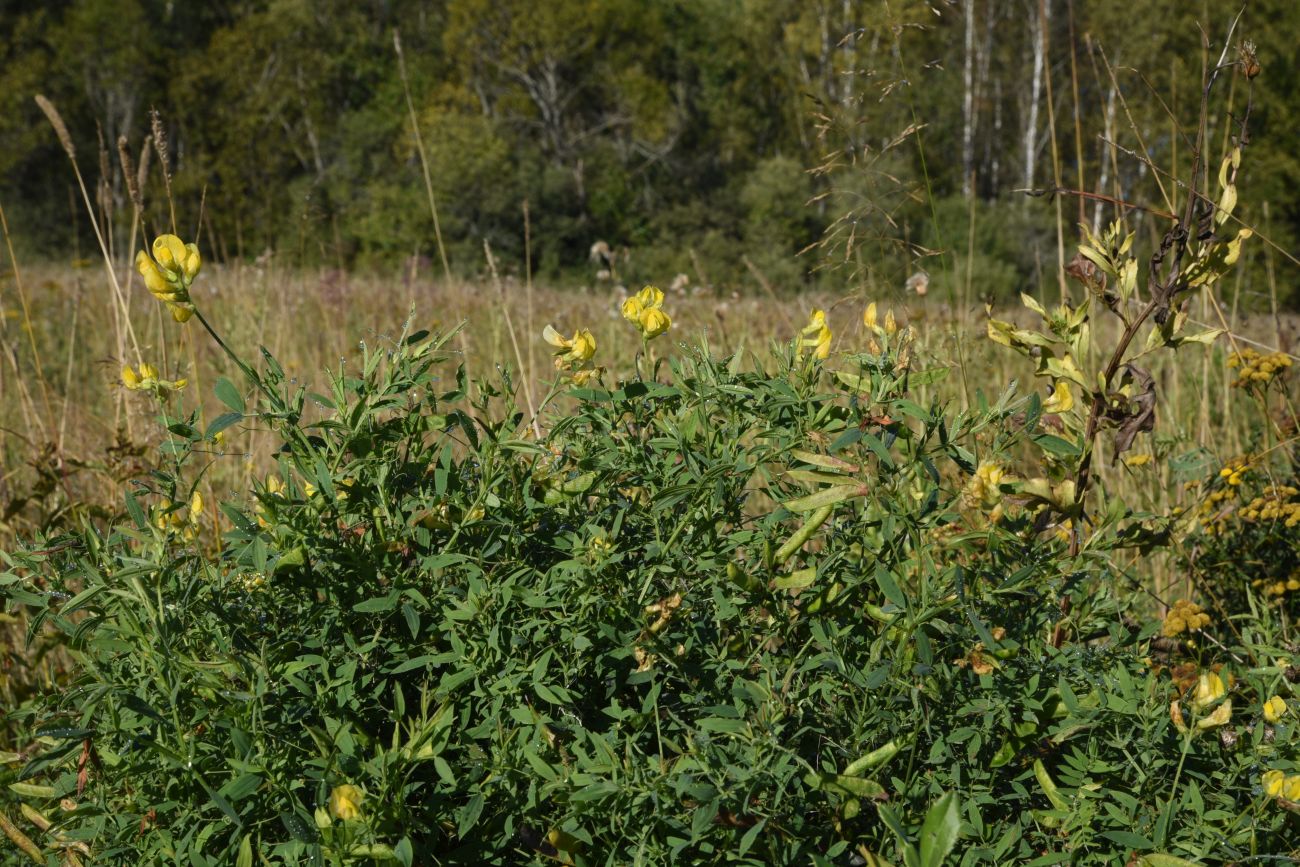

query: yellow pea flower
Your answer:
[621,285,671,339]
[1263,769,1285,798]
[1286,775,1300,801]
[863,302,879,332]
[1042,380,1073,414]
[327,784,363,821]
[800,309,832,359]
[136,234,200,322]
[1193,671,1225,710]
[1263,695,1287,723]
[543,325,597,370]
[121,363,186,395]
[1196,699,1232,729]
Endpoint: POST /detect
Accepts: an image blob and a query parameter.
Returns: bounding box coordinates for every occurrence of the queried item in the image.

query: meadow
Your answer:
[4,4,1300,865]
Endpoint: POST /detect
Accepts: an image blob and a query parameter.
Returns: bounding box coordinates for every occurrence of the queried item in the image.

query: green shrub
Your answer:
[2,308,1298,864]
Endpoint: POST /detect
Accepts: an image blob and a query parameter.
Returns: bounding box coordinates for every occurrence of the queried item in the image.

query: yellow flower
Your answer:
[543,325,597,370]
[568,366,605,387]
[1286,775,1300,801]
[1042,380,1073,414]
[121,363,186,395]
[800,309,832,359]
[1263,769,1286,798]
[1263,695,1288,723]
[1196,699,1232,729]
[136,234,200,322]
[328,784,363,822]
[1193,671,1225,710]
[621,285,671,339]
[863,302,879,332]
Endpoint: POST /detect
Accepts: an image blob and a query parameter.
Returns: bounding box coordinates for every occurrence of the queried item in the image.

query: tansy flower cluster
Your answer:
[136,234,201,322]
[1239,484,1300,527]
[1218,458,1250,486]
[1253,570,1300,600]
[799,309,832,359]
[1190,483,1236,536]
[1162,599,1211,637]
[1227,348,1291,388]
[121,362,187,396]
[621,285,671,339]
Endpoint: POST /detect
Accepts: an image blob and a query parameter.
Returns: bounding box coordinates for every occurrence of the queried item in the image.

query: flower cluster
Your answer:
[1192,484,1236,536]
[542,324,601,384]
[153,490,203,542]
[136,234,201,322]
[1162,599,1211,637]
[961,461,1014,516]
[1218,458,1250,487]
[1238,484,1300,527]
[799,309,832,359]
[1253,570,1300,600]
[1263,770,1300,802]
[621,285,671,339]
[1227,348,1291,388]
[121,362,187,397]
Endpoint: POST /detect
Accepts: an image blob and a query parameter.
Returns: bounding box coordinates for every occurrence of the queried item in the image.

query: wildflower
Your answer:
[328,784,363,821]
[1218,458,1249,486]
[1042,380,1074,414]
[962,461,1013,513]
[1227,348,1291,388]
[863,302,880,333]
[567,366,604,387]
[136,234,201,322]
[1193,671,1225,710]
[1263,695,1288,723]
[1162,599,1211,638]
[621,285,671,339]
[1196,699,1232,729]
[121,362,187,395]
[1123,454,1152,467]
[542,325,597,370]
[1263,770,1286,798]
[799,309,832,359]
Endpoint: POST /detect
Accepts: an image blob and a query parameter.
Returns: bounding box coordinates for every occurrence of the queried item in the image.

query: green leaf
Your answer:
[215,377,246,413]
[205,411,244,440]
[1034,434,1081,456]
[1101,831,1154,850]
[1139,856,1203,867]
[874,565,908,611]
[919,791,961,867]
[236,835,253,867]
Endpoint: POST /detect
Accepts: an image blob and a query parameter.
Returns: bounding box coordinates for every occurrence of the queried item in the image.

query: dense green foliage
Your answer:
[3,314,1299,863]
[2,0,1299,298]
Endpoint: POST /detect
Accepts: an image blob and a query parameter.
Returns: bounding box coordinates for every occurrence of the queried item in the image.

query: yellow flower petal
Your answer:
[121,365,141,389]
[1264,695,1288,723]
[1263,769,1285,798]
[328,784,363,821]
[640,307,671,339]
[1195,698,1232,729]
[1193,672,1225,710]
[1043,380,1074,414]
[542,324,569,348]
[635,285,664,310]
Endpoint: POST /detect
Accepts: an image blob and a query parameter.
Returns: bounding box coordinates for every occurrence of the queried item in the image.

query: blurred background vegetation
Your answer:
[1,0,1298,304]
